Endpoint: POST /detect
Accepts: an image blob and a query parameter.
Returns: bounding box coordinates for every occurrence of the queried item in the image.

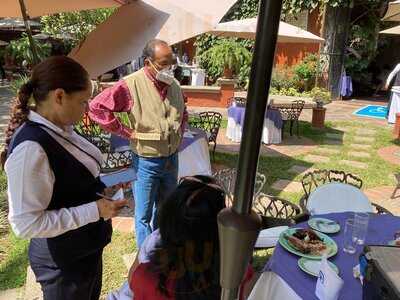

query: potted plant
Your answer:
[200,40,251,79]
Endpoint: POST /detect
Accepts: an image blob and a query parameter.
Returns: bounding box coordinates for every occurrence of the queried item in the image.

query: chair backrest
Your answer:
[198,111,223,143]
[301,169,363,200]
[307,183,373,215]
[75,114,133,173]
[278,100,305,120]
[253,193,301,219]
[213,168,266,207]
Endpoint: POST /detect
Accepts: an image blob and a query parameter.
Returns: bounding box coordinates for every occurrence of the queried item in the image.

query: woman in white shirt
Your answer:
[1,56,127,300]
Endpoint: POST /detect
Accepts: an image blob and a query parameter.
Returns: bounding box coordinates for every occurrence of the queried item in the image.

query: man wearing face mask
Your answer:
[89,39,187,247]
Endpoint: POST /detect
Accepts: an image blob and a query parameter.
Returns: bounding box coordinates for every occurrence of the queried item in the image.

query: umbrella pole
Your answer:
[18,0,39,65]
[218,0,283,299]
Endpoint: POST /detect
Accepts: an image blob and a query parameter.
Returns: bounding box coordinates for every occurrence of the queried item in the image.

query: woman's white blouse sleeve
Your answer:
[6,141,100,239]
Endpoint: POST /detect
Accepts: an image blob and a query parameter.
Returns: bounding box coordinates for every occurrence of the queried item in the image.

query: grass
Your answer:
[101,231,136,298]
[214,120,399,203]
[0,232,29,290]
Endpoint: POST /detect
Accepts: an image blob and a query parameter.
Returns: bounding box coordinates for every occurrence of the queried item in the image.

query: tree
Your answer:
[40,8,116,49]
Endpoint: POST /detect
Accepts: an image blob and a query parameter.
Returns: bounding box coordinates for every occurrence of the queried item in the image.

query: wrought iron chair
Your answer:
[300,169,392,215]
[213,168,266,207]
[228,96,247,107]
[190,111,222,160]
[277,100,305,137]
[253,193,301,220]
[75,114,133,173]
[371,203,393,215]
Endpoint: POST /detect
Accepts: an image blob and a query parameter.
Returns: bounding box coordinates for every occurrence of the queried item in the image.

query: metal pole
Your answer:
[233,0,283,214]
[218,1,283,300]
[18,0,39,65]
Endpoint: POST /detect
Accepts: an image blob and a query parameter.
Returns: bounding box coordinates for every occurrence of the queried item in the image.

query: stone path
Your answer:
[216,128,316,158]
[378,146,400,166]
[271,179,303,193]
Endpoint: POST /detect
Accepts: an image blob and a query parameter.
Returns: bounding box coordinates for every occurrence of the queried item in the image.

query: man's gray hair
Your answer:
[142,39,169,60]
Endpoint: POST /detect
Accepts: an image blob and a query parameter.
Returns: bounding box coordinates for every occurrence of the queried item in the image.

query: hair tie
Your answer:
[24,81,34,93]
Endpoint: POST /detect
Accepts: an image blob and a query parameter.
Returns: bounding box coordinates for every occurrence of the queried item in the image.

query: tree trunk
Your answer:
[321,3,352,100]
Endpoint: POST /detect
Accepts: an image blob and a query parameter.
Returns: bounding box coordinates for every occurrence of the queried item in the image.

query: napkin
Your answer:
[315,256,344,300]
[183,132,194,138]
[112,188,124,201]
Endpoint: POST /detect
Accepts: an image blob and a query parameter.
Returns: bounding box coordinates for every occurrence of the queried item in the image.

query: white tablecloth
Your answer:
[191,68,206,86]
[178,134,212,179]
[248,272,301,300]
[226,117,282,144]
[388,91,400,124]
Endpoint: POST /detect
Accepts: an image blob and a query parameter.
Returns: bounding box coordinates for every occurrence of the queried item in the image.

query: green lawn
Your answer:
[214,120,399,203]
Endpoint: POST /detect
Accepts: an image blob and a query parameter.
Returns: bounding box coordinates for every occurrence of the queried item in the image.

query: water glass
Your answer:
[343,219,357,254]
[353,212,369,245]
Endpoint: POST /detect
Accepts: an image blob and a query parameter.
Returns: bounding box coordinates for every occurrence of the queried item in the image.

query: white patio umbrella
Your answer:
[209,17,324,43]
[382,0,400,22]
[1,0,129,64]
[0,40,9,46]
[69,0,237,78]
[380,25,400,35]
[0,0,126,18]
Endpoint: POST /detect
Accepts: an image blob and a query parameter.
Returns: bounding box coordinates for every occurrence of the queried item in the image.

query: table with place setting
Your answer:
[249,212,400,300]
[226,103,283,144]
[101,127,212,186]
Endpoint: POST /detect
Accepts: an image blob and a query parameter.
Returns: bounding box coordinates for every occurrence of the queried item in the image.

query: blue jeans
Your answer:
[132,153,178,248]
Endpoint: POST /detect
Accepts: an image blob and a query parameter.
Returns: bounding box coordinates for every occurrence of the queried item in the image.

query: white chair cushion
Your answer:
[307,183,373,215]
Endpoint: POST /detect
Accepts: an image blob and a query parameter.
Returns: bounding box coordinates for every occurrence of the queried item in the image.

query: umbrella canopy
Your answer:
[209,17,324,43]
[69,0,237,78]
[380,25,400,35]
[0,40,9,46]
[382,0,400,21]
[0,0,126,18]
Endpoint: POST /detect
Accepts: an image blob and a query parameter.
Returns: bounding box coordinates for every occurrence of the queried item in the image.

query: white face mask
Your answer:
[156,67,175,85]
[150,60,175,85]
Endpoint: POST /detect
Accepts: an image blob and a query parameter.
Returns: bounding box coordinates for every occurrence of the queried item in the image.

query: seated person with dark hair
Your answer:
[128,175,255,300]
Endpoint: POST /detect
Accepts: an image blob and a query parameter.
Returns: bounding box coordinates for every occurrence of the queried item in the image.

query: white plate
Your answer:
[308,218,340,234]
[298,258,339,277]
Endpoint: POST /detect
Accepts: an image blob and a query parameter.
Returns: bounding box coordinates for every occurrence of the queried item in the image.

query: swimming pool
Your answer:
[353,105,388,119]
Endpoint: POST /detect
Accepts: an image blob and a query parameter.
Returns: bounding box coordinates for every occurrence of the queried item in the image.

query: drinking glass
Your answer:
[353,212,369,245]
[343,219,357,254]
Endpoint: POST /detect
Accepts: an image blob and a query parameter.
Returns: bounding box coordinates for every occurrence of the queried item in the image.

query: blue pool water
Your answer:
[353,105,388,119]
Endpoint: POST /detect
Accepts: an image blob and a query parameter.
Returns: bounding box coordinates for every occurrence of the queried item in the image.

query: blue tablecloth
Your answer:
[227,106,283,129]
[264,212,400,300]
[340,76,353,97]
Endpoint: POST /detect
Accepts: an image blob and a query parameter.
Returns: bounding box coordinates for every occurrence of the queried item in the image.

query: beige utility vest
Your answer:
[124,69,185,157]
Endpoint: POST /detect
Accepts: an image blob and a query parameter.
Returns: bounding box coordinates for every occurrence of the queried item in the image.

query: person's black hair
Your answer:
[149,175,225,300]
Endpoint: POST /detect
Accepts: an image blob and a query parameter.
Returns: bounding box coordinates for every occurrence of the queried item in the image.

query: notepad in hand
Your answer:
[111,188,124,201]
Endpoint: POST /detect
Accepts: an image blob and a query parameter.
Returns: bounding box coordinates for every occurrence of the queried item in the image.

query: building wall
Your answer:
[275,9,321,66]
[176,9,322,67]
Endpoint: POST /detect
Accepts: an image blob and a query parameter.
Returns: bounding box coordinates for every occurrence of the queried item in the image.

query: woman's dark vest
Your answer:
[7,121,112,266]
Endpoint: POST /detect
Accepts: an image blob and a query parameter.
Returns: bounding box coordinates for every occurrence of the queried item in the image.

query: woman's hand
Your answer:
[96,198,128,220]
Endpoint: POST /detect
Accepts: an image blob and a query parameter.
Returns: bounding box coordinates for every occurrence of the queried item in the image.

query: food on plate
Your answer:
[284,229,327,255]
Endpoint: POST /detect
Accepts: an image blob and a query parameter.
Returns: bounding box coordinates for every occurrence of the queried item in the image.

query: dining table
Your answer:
[248,212,400,300]
[226,104,283,144]
[100,127,212,186]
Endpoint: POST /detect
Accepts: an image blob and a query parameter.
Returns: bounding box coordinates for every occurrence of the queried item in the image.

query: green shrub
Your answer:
[271,65,297,90]
[293,53,321,92]
[6,33,51,66]
[198,39,251,85]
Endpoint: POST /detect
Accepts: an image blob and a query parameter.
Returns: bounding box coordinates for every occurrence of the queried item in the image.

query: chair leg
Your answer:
[297,120,300,137]
[289,121,294,136]
[212,142,217,161]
